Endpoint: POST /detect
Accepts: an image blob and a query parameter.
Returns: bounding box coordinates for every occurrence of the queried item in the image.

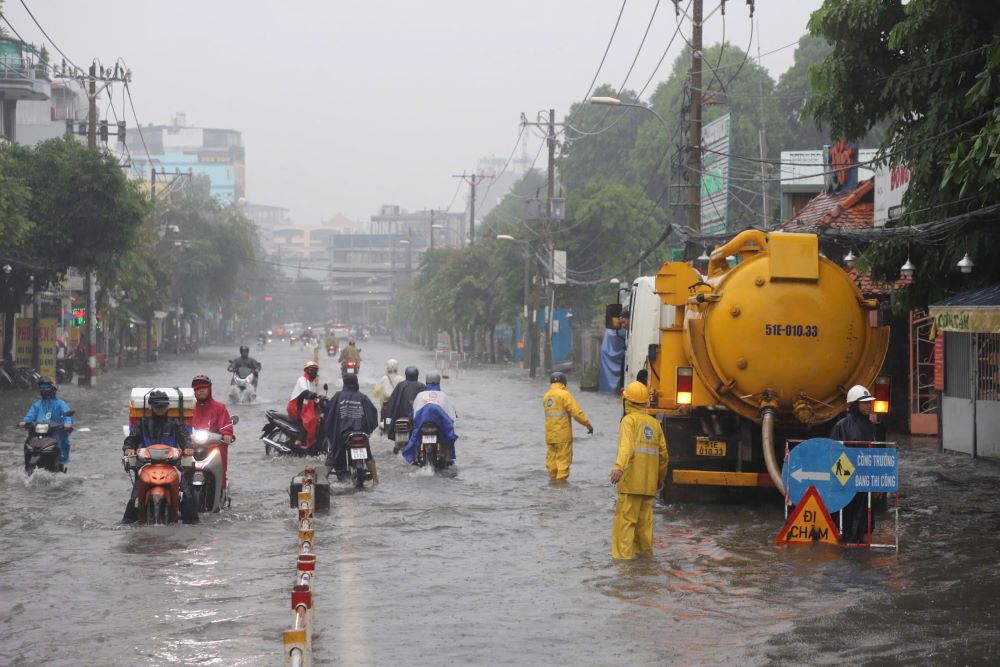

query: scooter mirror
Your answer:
[230,415,240,425]
[323,383,329,391]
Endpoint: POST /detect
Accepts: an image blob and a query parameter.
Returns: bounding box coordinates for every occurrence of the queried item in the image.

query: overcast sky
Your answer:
[4,0,824,225]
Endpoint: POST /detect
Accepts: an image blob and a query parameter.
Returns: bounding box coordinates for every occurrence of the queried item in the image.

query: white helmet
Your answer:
[846,385,875,404]
[386,358,399,373]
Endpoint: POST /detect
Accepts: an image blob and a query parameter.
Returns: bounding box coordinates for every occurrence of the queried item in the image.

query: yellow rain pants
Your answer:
[611,492,654,559]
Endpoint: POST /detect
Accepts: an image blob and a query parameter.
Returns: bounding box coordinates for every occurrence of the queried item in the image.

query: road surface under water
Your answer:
[1,338,998,665]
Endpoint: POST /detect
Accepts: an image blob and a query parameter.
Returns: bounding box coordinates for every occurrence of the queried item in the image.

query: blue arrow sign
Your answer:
[784,438,854,513]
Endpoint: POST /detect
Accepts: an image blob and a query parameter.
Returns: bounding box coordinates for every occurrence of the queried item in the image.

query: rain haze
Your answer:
[2,0,823,223]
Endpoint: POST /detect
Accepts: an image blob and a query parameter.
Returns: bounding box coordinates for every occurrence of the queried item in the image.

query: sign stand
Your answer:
[780,439,900,551]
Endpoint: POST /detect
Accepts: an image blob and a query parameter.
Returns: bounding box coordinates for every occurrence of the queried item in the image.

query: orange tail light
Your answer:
[677,367,693,405]
[873,375,891,414]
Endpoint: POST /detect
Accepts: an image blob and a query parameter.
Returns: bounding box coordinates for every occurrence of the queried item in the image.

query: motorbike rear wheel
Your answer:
[354,464,366,489]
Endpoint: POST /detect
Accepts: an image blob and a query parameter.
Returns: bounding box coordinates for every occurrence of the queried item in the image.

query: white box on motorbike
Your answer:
[129,387,195,424]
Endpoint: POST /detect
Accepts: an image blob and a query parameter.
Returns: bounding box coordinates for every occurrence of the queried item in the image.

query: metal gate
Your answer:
[909,309,938,434]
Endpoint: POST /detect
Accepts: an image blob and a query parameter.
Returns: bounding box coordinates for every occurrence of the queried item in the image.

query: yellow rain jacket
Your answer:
[613,403,668,496]
[542,381,591,480]
[542,382,590,444]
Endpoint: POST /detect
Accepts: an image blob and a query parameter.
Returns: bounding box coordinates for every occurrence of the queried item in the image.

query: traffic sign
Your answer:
[784,438,855,513]
[784,439,900,512]
[775,486,841,545]
[842,448,898,493]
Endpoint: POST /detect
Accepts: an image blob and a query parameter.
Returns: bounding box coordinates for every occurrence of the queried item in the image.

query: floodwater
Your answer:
[1,338,998,665]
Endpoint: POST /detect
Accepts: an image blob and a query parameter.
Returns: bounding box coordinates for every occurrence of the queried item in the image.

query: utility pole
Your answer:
[544,108,556,375]
[452,173,488,246]
[55,61,131,386]
[147,168,156,362]
[755,15,769,228]
[687,0,703,232]
[429,209,435,251]
[519,109,565,376]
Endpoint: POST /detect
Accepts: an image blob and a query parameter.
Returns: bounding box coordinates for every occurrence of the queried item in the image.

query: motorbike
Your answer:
[188,415,238,513]
[341,358,359,377]
[326,342,338,357]
[344,431,373,489]
[124,443,194,525]
[228,366,257,404]
[415,421,450,472]
[261,391,329,457]
[256,335,267,351]
[56,357,75,384]
[392,416,411,454]
[21,419,68,474]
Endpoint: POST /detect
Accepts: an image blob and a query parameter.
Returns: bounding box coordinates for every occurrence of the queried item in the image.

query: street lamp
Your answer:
[497,234,539,378]
[590,96,670,133]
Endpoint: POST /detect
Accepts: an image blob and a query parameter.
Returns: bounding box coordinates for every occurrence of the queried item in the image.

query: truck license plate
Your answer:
[349,448,368,461]
[696,438,726,457]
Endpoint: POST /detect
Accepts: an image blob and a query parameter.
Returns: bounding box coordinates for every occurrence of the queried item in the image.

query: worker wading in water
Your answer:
[609,381,668,559]
[541,371,593,481]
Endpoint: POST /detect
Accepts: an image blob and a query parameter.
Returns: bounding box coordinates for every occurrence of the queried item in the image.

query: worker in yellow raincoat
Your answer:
[609,381,668,559]
[541,371,593,481]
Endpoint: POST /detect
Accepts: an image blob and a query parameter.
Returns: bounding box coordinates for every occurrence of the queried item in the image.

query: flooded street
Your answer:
[1,338,998,665]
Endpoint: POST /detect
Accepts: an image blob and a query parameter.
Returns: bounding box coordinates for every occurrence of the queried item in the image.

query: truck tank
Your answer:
[649,230,890,495]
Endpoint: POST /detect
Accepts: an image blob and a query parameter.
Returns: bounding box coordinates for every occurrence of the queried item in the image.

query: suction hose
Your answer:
[761,408,784,495]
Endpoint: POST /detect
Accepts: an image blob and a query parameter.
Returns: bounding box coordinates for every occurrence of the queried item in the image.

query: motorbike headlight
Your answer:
[36,423,50,434]
[193,430,210,444]
[192,471,205,484]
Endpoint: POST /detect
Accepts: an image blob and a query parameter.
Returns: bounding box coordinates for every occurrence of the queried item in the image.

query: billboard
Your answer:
[873,163,911,227]
[700,113,731,235]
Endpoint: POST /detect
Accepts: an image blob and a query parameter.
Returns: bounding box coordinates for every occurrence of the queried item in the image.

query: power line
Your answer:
[17,0,83,71]
[580,0,629,103]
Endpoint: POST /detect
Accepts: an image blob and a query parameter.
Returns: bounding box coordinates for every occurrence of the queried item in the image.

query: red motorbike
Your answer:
[124,444,194,525]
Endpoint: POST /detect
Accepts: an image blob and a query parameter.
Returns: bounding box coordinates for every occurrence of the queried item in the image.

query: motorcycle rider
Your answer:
[322,373,380,483]
[383,366,426,445]
[191,375,235,491]
[122,390,199,524]
[403,371,458,465]
[288,360,322,451]
[339,337,362,371]
[372,359,404,409]
[18,376,74,472]
[228,345,262,388]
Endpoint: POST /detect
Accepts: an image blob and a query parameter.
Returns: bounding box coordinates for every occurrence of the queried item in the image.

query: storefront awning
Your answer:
[929,285,1000,333]
[121,307,146,325]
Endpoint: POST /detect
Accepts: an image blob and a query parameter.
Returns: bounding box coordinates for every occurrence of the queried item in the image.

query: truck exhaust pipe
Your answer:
[760,407,784,495]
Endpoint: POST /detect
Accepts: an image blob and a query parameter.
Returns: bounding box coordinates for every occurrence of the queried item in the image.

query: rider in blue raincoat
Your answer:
[19,376,74,471]
[402,371,458,464]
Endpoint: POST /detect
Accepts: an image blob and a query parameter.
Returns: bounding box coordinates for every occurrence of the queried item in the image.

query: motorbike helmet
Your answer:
[622,381,650,405]
[343,374,359,390]
[148,390,170,408]
[192,374,212,388]
[239,345,249,355]
[405,366,419,381]
[549,371,567,385]
[846,385,875,404]
[387,358,399,373]
[425,371,441,385]
[348,338,356,346]
[38,375,57,398]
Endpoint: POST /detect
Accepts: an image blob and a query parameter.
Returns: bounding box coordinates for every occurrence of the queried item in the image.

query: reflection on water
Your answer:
[0,344,998,665]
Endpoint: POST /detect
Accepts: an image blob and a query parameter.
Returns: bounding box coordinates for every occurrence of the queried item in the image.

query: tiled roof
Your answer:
[781,179,875,232]
[848,267,911,296]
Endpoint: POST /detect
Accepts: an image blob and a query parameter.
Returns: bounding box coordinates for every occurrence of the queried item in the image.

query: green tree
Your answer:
[21,136,148,272]
[0,145,32,248]
[774,35,834,151]
[805,0,1000,307]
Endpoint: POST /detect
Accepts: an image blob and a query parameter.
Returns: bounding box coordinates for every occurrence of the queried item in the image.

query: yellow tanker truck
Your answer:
[609,230,891,498]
